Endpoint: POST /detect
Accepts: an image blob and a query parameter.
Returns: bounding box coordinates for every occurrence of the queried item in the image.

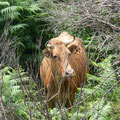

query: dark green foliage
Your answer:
[0,0,51,68]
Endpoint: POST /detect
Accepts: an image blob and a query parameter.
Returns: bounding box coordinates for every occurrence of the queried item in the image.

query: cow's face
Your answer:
[43,41,77,79]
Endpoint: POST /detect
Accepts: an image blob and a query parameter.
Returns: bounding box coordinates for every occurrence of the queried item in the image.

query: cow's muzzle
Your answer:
[63,64,75,78]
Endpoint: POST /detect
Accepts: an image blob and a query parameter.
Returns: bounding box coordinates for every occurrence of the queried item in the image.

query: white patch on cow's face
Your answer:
[62,59,75,78]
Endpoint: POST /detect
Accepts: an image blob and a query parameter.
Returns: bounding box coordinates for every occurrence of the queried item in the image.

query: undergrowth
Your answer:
[48,55,120,120]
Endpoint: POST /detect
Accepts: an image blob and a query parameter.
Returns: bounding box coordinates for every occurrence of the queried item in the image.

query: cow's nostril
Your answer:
[65,70,75,76]
[65,71,69,75]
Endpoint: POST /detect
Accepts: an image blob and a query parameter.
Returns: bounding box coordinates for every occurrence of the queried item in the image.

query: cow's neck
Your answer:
[54,75,65,89]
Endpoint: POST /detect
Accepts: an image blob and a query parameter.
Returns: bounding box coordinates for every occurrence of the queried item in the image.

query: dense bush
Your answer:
[39,0,120,68]
[0,0,52,68]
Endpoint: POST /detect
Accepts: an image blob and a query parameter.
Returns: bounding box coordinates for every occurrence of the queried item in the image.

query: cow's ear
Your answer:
[68,45,79,54]
[43,48,51,58]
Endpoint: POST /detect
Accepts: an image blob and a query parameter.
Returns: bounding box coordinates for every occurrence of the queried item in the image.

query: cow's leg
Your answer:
[65,90,76,108]
[48,100,55,108]
[71,92,75,106]
[47,93,56,108]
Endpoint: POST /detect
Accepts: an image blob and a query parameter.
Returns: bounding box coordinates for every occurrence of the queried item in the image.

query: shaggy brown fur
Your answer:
[40,32,89,108]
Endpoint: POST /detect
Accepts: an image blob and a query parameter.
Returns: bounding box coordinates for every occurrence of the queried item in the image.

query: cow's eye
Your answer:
[53,55,58,59]
[69,53,71,56]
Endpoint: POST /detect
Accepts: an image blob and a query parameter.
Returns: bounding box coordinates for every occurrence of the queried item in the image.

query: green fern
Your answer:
[0,4,22,22]
[28,3,41,13]
[0,1,10,6]
[74,55,119,119]
[89,98,112,120]
[0,65,30,119]
[1,66,27,102]
[0,12,20,22]
[9,23,28,33]
[0,65,44,119]
[1,6,21,14]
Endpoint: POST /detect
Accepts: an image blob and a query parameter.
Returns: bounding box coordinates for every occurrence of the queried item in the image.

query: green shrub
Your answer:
[74,55,120,120]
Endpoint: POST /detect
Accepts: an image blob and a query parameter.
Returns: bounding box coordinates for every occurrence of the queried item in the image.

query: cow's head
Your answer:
[43,34,78,79]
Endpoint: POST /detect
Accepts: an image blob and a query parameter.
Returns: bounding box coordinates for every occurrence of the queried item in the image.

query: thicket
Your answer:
[0,0,120,120]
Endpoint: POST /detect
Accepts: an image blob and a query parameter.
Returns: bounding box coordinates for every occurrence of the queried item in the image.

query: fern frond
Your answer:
[89,59,99,67]
[11,77,30,83]
[89,98,112,120]
[99,102,112,120]
[0,2,10,6]
[70,112,85,119]
[6,79,17,85]
[0,12,20,22]
[11,86,21,95]
[87,73,99,81]
[9,24,28,33]
[1,6,21,14]
[28,3,41,13]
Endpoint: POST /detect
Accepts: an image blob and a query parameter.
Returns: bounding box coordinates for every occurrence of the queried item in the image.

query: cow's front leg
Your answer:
[47,92,56,108]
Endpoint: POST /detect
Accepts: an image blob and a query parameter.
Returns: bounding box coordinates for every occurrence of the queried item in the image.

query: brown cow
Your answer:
[40,32,89,108]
